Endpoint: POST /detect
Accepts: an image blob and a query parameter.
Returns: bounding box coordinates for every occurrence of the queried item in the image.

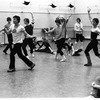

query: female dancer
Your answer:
[45,15,72,62]
[74,18,84,49]
[84,8,100,66]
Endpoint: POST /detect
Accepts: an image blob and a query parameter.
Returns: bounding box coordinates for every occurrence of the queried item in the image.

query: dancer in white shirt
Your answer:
[7,15,35,72]
[74,18,84,49]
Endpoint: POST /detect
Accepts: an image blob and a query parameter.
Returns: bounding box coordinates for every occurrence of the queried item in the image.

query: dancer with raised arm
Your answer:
[45,14,72,62]
[22,13,35,59]
[84,8,100,66]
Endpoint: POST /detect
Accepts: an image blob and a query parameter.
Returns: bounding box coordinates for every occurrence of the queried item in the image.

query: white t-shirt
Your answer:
[4,23,12,35]
[10,24,25,44]
[74,22,83,33]
[91,26,100,33]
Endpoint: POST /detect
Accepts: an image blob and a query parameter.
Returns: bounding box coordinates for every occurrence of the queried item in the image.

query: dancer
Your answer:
[3,17,13,54]
[22,17,35,59]
[63,38,82,56]
[45,15,72,61]
[74,18,84,49]
[84,8,100,66]
[63,38,75,56]
[7,15,35,72]
[35,37,55,54]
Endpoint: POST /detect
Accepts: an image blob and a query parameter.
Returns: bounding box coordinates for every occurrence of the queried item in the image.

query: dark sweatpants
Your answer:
[84,39,100,57]
[3,34,13,53]
[9,43,34,69]
[55,38,65,56]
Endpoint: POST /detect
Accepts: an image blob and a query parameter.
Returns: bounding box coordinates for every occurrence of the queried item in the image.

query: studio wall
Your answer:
[0,0,100,44]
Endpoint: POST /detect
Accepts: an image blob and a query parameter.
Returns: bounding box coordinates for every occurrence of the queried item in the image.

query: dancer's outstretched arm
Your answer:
[87,8,93,25]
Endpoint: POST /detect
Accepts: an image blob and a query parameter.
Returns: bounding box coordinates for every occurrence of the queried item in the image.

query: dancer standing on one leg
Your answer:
[84,8,100,66]
[3,17,13,54]
[7,15,35,72]
[74,18,84,49]
[22,15,35,59]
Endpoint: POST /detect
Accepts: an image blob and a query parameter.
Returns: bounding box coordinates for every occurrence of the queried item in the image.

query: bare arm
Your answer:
[44,28,55,34]
[87,8,93,25]
[66,14,72,24]
[30,12,35,27]
[61,14,72,28]
[22,29,33,38]
[0,29,5,33]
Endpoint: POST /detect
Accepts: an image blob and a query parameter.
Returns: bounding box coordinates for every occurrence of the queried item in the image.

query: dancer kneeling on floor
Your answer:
[63,38,75,56]
[63,38,83,56]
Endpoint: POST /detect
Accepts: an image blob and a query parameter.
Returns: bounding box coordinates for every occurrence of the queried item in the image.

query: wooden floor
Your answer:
[0,40,100,98]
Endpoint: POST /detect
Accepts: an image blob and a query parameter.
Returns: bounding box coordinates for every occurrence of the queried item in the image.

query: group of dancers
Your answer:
[0,8,100,72]
[1,15,35,72]
[44,8,100,66]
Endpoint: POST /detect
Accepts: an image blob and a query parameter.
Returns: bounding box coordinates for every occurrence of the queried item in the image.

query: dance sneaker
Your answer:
[60,56,66,62]
[7,68,16,72]
[84,63,92,66]
[28,63,35,70]
[52,51,56,55]
[75,41,77,44]
[26,56,29,59]
[31,53,35,57]
[55,52,58,59]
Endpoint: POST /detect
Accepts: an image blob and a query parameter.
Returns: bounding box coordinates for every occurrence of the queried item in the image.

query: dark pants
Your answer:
[22,38,35,56]
[9,43,33,69]
[55,38,65,56]
[84,39,100,57]
[76,34,84,42]
[3,34,13,53]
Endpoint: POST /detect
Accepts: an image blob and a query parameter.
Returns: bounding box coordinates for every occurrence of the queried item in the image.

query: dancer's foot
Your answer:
[7,68,16,72]
[60,55,66,62]
[3,50,8,55]
[84,63,92,66]
[28,63,35,70]
[26,56,29,59]
[31,53,35,57]
[55,52,58,59]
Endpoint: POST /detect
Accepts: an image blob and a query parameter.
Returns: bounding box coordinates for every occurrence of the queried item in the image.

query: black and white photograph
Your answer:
[0,0,100,99]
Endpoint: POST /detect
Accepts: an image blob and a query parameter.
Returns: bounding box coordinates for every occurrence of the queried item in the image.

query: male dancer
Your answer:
[7,15,35,72]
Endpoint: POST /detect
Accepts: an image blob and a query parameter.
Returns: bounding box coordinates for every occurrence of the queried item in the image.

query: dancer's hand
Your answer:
[87,8,91,13]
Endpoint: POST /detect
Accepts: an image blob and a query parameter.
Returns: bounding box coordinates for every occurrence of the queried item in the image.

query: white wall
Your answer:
[0,0,100,43]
